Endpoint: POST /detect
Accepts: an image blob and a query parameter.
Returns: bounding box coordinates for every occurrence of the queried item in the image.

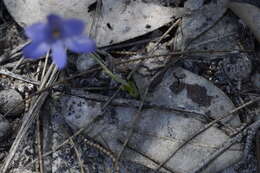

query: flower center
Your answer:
[52,29,61,39]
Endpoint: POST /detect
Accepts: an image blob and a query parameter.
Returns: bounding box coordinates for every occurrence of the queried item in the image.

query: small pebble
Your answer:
[0,89,24,116]
[76,54,97,72]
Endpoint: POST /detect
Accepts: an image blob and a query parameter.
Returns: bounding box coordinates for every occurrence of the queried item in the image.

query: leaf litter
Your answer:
[0,0,260,173]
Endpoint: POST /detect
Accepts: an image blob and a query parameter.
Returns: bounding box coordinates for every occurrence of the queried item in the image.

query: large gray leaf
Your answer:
[4,0,186,47]
[57,67,242,173]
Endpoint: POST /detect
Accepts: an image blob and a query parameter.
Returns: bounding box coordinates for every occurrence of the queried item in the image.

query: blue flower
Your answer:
[23,14,96,69]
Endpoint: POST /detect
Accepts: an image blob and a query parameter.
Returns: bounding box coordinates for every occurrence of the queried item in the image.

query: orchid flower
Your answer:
[23,14,96,69]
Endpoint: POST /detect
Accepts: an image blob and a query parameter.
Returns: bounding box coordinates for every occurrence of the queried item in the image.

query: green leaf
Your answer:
[121,81,139,98]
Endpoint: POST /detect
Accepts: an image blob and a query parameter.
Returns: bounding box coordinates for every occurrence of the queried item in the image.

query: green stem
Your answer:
[90,53,128,86]
[90,53,138,97]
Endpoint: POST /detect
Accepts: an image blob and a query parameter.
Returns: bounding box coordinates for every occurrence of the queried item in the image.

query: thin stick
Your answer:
[35,61,45,173]
[114,49,253,66]
[0,67,40,85]
[36,117,44,173]
[69,139,85,173]
[45,66,58,87]
[149,19,180,54]
[116,86,149,162]
[41,51,50,81]
[11,57,24,72]
[35,61,42,81]
[9,41,30,56]
[39,63,55,89]
[101,37,160,51]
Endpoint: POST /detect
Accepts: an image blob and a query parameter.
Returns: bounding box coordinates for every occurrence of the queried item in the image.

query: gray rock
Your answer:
[0,89,24,116]
[0,114,10,141]
[76,54,97,72]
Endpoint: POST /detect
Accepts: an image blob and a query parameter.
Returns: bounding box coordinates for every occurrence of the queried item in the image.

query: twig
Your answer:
[149,19,180,54]
[35,61,47,173]
[191,32,237,49]
[101,37,160,51]
[84,138,119,173]
[0,67,40,85]
[35,61,42,81]
[41,51,50,81]
[110,51,137,55]
[36,117,44,173]
[114,49,253,66]
[11,57,24,72]
[39,63,56,89]
[59,118,85,173]
[9,41,30,56]
[116,85,149,162]
[69,139,85,173]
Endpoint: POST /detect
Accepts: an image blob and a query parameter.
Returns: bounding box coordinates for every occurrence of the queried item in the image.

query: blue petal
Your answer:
[65,36,96,53]
[23,41,50,59]
[25,22,48,42]
[62,19,85,37]
[51,41,67,69]
[47,14,63,28]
